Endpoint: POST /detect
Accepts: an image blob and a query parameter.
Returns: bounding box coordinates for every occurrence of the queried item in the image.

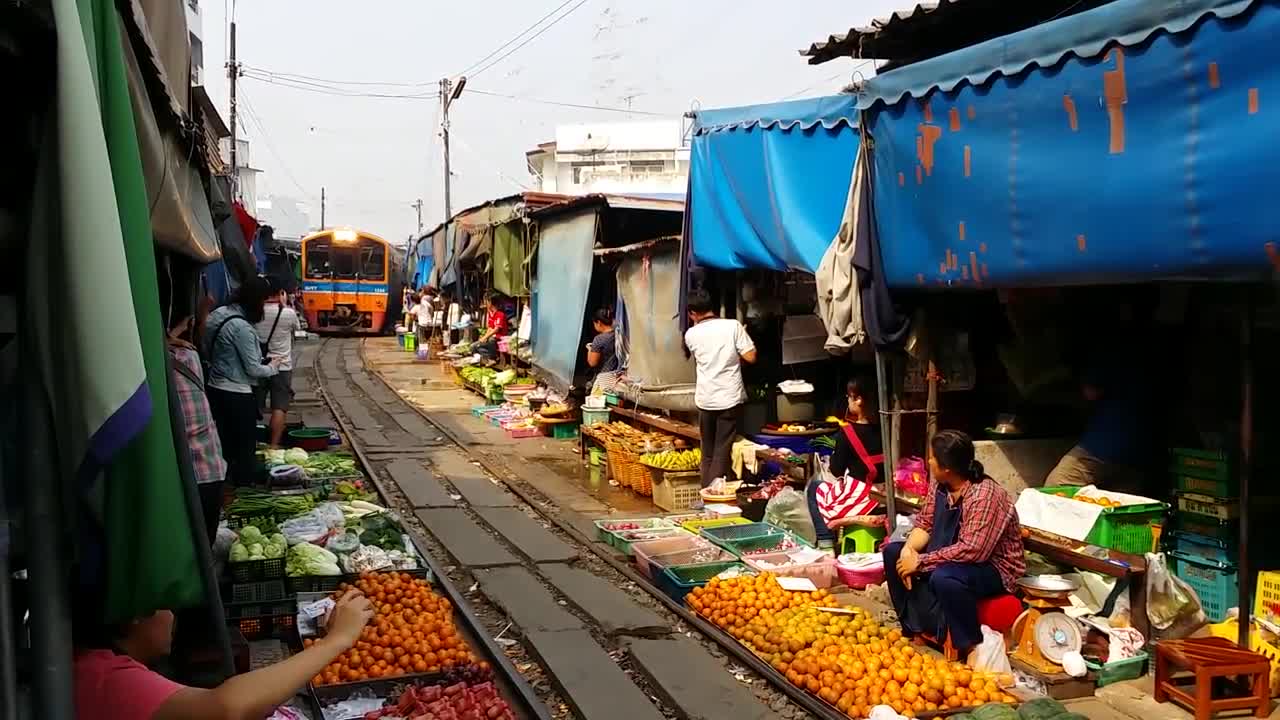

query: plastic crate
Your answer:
[228,556,286,583]
[1085,651,1149,688]
[581,408,611,427]
[614,527,691,556]
[226,600,296,641]
[1036,487,1165,553]
[1170,448,1231,482]
[1174,474,1237,498]
[744,550,838,589]
[471,405,503,418]
[1175,492,1239,521]
[654,561,747,602]
[678,517,753,534]
[226,579,287,604]
[652,471,702,512]
[594,518,669,548]
[1170,550,1238,622]
[700,522,814,556]
[1168,513,1238,544]
[633,534,714,578]
[507,426,541,439]
[1208,619,1280,692]
[285,568,431,594]
[546,422,580,440]
[1255,571,1280,629]
[1168,531,1236,565]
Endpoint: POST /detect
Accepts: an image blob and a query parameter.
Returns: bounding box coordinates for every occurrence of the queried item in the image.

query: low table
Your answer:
[1154,637,1271,720]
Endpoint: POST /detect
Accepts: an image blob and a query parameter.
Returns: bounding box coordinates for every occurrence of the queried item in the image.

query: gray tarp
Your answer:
[120,17,219,263]
[616,248,695,388]
[530,210,598,392]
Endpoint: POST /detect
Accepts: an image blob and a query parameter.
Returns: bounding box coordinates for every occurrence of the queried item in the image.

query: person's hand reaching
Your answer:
[325,589,374,648]
[897,546,920,591]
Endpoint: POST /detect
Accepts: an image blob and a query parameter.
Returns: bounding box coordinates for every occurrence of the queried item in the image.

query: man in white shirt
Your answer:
[683,288,757,487]
[256,280,302,446]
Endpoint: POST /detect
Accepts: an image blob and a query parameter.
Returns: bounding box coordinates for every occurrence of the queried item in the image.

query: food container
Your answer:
[655,561,748,603]
[614,527,692,556]
[594,518,668,547]
[1085,651,1149,688]
[744,549,838,589]
[700,522,813,556]
[632,534,716,579]
[835,562,885,589]
[1035,486,1165,553]
[289,428,335,452]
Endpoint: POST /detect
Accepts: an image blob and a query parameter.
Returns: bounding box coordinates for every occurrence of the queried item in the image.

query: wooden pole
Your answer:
[926,343,939,458]
[875,351,897,526]
[1238,299,1253,649]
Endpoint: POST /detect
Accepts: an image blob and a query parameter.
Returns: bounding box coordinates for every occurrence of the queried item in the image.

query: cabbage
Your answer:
[284,448,310,464]
[229,543,249,562]
[286,542,342,576]
[239,526,264,543]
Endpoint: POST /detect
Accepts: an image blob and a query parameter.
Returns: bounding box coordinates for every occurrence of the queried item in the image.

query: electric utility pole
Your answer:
[320,187,326,229]
[439,76,467,224]
[228,21,240,197]
[411,199,423,235]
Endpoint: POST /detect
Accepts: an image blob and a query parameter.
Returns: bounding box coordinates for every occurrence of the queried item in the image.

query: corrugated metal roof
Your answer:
[853,0,1257,109]
[526,193,685,220]
[800,0,1115,68]
[692,95,859,134]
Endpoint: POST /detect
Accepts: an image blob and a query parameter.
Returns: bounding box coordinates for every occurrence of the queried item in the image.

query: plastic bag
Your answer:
[763,487,817,545]
[325,529,362,555]
[967,625,1014,675]
[281,512,332,546]
[313,502,347,529]
[894,457,928,496]
[1145,552,1205,630]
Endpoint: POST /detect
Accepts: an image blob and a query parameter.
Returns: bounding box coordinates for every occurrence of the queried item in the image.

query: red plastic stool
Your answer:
[924,593,1023,661]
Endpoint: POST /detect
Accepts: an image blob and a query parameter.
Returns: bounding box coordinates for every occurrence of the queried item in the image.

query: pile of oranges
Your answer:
[685,573,1015,719]
[686,572,840,631]
[308,572,487,686]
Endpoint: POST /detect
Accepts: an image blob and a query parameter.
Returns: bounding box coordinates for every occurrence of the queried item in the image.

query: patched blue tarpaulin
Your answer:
[689,96,860,272]
[858,0,1272,288]
[530,209,599,391]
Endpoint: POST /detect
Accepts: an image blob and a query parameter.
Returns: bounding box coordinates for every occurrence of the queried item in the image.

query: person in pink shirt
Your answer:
[75,589,373,720]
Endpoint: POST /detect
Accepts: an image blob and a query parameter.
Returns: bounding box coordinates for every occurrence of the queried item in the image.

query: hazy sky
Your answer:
[199,1,900,241]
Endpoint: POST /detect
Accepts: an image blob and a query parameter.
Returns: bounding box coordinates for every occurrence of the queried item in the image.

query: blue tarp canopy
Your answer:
[530,208,599,391]
[410,235,433,288]
[689,95,860,273]
[858,0,1273,288]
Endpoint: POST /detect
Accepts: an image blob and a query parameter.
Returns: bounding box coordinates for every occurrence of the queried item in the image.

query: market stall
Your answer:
[216,433,540,719]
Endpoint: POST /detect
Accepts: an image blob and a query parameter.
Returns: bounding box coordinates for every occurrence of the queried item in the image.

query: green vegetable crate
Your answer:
[224,579,287,604]
[1036,487,1165,554]
[225,600,296,641]
[229,556,287,583]
[286,568,431,594]
[1170,448,1233,497]
[1085,651,1149,687]
[654,561,746,602]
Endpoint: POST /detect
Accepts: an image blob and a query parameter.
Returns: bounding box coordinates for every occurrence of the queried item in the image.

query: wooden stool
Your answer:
[1155,637,1271,720]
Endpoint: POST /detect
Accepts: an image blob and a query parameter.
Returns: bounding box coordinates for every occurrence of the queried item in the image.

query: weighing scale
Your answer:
[1011,576,1083,674]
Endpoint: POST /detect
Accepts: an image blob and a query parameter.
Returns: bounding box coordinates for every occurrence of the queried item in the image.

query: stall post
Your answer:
[1237,301,1254,648]
[926,347,939,457]
[875,350,897,525]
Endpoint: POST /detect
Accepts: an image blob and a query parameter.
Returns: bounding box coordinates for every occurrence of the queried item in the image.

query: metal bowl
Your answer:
[1017,575,1079,598]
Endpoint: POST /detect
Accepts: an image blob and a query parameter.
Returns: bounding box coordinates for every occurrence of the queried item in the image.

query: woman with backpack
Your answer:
[202,276,282,487]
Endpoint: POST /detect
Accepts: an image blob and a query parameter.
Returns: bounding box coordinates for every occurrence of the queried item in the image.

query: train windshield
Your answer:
[305,241,333,277]
[359,240,386,280]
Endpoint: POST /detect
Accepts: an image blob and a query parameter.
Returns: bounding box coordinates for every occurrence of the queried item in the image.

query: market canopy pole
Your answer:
[1238,298,1254,649]
[876,350,897,526]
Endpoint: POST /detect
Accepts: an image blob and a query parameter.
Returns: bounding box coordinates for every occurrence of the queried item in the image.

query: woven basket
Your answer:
[606,440,632,489]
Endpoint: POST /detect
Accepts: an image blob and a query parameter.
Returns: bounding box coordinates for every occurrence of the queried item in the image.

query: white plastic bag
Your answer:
[1145,552,1206,631]
[967,624,1013,675]
[763,487,817,545]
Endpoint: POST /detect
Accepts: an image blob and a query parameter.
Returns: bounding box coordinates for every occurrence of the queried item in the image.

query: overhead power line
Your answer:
[465,88,668,116]
[467,0,590,79]
[454,0,579,77]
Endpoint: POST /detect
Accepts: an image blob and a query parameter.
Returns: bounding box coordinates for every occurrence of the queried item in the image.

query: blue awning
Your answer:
[688,95,860,272]
[866,0,1277,288]
[855,0,1255,109]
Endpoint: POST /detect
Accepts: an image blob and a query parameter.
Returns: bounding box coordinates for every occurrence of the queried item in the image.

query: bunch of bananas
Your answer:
[642,448,702,471]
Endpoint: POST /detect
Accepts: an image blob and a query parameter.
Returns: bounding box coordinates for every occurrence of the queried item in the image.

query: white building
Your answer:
[185,0,204,85]
[525,121,689,196]
[220,137,262,214]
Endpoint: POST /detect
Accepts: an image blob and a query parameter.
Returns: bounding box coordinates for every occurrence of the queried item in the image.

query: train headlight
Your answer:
[333,228,358,243]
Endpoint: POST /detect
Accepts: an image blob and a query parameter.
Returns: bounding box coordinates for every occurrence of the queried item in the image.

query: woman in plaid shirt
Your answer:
[883,430,1026,658]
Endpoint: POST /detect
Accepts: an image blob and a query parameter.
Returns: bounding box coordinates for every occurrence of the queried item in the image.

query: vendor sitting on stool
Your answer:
[883,430,1026,659]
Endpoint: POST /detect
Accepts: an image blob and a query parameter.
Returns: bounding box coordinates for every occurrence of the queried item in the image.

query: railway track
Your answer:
[304,337,827,720]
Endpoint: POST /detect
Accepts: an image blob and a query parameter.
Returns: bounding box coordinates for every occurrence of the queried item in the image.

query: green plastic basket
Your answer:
[678,517,752,534]
[654,561,746,602]
[1085,651,1149,687]
[1037,487,1165,554]
[701,522,814,556]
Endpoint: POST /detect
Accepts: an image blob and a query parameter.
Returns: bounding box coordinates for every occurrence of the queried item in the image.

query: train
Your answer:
[299,227,405,334]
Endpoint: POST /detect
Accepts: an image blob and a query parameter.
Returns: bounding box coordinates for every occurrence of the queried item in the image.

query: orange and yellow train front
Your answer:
[300,228,391,333]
